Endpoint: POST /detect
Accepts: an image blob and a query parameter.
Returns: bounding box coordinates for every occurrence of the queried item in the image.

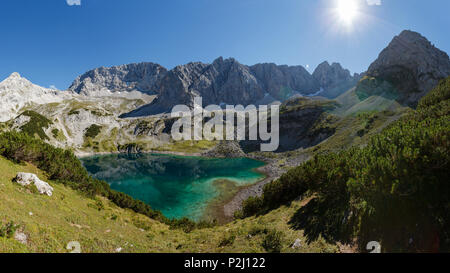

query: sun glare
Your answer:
[336,0,360,27]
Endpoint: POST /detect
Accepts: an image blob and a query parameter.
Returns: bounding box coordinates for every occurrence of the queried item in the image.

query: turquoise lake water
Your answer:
[81,154,265,221]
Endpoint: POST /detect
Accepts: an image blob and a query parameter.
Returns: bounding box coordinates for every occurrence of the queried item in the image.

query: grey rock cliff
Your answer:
[69,62,168,95]
[312,61,361,98]
[250,62,319,100]
[363,30,450,104]
[313,61,352,89]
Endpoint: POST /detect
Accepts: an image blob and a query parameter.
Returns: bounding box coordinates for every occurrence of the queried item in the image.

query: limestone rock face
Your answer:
[0,73,71,122]
[250,62,319,100]
[364,30,450,104]
[312,61,361,98]
[69,62,168,96]
[14,173,54,196]
[140,62,211,115]
[194,58,264,106]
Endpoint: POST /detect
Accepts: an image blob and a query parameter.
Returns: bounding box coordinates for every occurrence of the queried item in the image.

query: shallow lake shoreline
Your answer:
[202,166,270,223]
[222,160,282,219]
[77,149,280,223]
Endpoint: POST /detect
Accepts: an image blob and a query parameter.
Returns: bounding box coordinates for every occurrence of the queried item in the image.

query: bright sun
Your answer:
[336,0,360,27]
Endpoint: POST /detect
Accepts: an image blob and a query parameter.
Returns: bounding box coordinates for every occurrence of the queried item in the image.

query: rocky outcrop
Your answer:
[14,173,54,196]
[14,232,28,245]
[69,62,168,96]
[291,239,302,249]
[202,141,245,158]
[360,30,450,105]
[240,97,337,153]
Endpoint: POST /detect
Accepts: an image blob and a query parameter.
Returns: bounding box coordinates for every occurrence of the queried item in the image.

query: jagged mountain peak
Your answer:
[0,72,38,92]
[313,61,349,74]
[396,29,430,43]
[363,29,450,105]
[368,30,450,77]
[8,72,21,78]
[0,72,71,122]
[2,72,30,82]
[315,61,331,69]
[312,60,354,93]
[213,56,238,64]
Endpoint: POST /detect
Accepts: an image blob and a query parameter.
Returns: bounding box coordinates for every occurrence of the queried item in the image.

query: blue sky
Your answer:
[0,0,449,89]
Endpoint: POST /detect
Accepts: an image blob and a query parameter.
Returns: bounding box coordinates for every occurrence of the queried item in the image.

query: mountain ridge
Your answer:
[120,58,357,117]
[68,57,358,117]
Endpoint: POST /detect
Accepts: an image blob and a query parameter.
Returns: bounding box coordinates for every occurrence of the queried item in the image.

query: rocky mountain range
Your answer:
[69,57,359,117]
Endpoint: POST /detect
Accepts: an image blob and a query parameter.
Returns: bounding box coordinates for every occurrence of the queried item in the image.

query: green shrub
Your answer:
[68,109,80,116]
[248,225,269,236]
[196,219,217,229]
[0,221,19,238]
[168,217,196,233]
[218,233,236,247]
[84,124,102,139]
[418,77,450,109]
[88,199,105,211]
[262,230,284,253]
[51,128,59,139]
[132,218,152,231]
[19,110,52,140]
[240,196,264,218]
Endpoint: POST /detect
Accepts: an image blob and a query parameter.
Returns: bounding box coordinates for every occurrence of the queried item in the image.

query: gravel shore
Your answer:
[223,161,283,217]
[223,152,311,218]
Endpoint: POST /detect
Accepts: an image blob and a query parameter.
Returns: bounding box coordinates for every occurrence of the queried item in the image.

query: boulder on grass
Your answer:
[14,172,53,196]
